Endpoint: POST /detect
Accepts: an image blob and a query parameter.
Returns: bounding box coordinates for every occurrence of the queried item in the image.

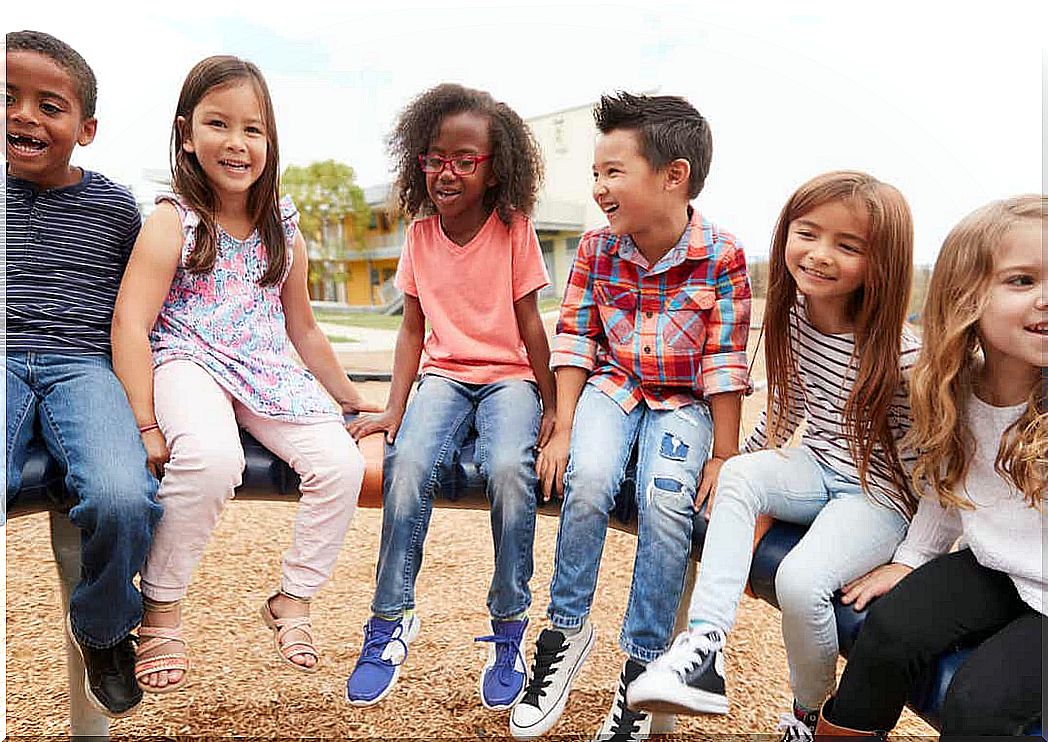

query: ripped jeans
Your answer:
[547,385,712,662]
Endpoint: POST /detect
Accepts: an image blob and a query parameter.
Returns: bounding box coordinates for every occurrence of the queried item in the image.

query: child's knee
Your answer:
[170,433,244,489]
[564,455,620,502]
[774,554,834,615]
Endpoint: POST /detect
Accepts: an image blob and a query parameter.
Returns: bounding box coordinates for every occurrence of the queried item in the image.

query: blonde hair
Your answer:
[764,171,917,516]
[907,195,1047,508]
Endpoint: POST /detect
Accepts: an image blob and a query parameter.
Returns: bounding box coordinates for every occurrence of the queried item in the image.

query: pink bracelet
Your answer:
[138,422,160,434]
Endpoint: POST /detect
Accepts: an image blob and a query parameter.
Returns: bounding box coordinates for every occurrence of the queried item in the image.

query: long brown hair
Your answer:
[765,171,917,515]
[907,195,1047,509]
[170,55,286,286]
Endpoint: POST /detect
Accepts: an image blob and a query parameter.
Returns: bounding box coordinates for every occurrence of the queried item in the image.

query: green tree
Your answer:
[281,160,371,256]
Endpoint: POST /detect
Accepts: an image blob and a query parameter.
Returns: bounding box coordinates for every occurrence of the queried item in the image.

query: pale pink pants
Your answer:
[140,360,364,602]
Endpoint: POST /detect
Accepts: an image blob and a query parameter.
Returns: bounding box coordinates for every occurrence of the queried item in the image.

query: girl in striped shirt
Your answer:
[627,171,920,740]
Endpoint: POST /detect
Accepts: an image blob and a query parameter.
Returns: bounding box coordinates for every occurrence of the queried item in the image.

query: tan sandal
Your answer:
[135,625,191,693]
[259,594,320,673]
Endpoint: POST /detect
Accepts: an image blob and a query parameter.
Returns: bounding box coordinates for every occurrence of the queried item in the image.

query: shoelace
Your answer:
[776,713,815,742]
[356,622,409,668]
[655,630,718,677]
[606,678,647,741]
[519,638,566,705]
[474,631,525,681]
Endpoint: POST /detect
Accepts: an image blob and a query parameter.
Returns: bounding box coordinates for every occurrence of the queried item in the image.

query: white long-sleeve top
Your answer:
[893,393,1046,614]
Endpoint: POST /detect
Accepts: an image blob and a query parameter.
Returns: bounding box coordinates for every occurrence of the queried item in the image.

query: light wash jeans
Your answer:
[371,374,541,620]
[548,385,713,663]
[5,352,162,648]
[688,446,908,708]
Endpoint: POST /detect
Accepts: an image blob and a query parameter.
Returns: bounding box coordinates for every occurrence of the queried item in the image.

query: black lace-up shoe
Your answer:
[66,613,142,718]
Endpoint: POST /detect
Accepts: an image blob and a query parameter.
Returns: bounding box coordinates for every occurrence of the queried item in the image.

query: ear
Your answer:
[663,158,691,193]
[177,115,195,153]
[76,117,97,147]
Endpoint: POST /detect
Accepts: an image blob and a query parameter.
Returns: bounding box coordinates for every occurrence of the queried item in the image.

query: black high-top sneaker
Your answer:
[594,659,658,741]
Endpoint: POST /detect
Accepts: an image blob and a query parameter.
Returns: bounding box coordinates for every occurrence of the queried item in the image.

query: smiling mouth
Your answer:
[8,133,47,154]
[219,159,251,172]
[1026,321,1048,335]
[600,202,619,216]
[433,188,461,200]
[799,264,835,280]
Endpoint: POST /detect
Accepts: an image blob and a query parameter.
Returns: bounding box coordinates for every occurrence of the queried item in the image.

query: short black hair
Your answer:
[6,30,97,118]
[594,92,712,198]
[388,83,544,224]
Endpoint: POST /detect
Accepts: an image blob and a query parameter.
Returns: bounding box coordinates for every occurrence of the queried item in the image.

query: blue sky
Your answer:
[6,0,1044,262]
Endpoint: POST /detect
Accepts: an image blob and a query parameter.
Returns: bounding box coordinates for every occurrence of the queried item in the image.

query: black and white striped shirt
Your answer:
[744,299,921,515]
[5,171,141,355]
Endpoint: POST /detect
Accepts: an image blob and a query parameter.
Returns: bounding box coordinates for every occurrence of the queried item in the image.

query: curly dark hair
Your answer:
[6,30,97,118]
[595,91,712,198]
[388,83,544,224]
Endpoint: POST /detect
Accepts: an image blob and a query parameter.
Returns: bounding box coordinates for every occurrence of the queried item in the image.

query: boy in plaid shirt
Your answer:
[510,93,751,741]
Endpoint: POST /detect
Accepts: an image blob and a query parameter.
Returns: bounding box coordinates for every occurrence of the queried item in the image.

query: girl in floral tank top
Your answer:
[112,56,380,694]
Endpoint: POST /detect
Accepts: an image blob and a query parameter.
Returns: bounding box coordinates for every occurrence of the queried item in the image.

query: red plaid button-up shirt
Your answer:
[551,209,751,412]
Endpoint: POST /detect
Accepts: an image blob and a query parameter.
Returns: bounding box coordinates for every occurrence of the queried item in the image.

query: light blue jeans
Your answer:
[548,385,713,663]
[371,374,541,620]
[688,446,908,708]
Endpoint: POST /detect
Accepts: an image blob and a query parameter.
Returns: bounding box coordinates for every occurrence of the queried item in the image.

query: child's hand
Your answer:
[340,395,385,415]
[346,409,404,444]
[695,456,726,518]
[141,428,170,479]
[536,409,557,449]
[841,563,913,611]
[536,426,571,502]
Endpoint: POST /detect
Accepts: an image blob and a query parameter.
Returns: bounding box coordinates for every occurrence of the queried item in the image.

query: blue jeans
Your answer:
[5,352,162,648]
[371,374,541,620]
[688,446,908,708]
[548,385,713,663]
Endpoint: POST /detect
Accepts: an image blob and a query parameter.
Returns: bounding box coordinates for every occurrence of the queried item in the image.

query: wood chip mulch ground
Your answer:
[5,503,934,739]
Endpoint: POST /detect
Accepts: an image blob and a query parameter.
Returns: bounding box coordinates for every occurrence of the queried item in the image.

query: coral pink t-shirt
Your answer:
[395,210,550,385]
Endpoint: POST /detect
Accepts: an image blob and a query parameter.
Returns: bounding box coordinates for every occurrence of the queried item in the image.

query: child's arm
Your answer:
[695,390,743,513]
[513,289,557,448]
[537,366,588,501]
[345,295,426,444]
[282,232,383,417]
[694,241,752,514]
[538,234,604,500]
[110,203,184,478]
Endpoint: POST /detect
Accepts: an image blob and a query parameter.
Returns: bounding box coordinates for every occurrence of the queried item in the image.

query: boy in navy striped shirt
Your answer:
[5,30,161,718]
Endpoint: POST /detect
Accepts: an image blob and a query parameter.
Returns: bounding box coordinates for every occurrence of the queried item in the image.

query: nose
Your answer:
[8,98,37,125]
[226,129,248,152]
[808,239,833,265]
[592,175,607,199]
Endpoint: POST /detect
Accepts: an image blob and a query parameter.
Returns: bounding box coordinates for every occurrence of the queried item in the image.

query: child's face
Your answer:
[5,51,96,190]
[591,128,666,237]
[424,111,495,225]
[785,199,869,304]
[180,81,268,205]
[978,220,1047,371]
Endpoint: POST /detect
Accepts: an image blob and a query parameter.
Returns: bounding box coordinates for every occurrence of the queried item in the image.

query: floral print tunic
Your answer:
[150,195,340,422]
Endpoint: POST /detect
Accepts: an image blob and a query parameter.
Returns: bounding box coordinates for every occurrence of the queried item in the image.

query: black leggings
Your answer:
[829,549,1043,736]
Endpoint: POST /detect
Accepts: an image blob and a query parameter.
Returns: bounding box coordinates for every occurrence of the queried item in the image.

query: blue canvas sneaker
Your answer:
[345,613,420,706]
[475,617,528,710]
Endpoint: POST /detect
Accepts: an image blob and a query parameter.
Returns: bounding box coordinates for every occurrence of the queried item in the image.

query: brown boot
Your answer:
[814,699,886,739]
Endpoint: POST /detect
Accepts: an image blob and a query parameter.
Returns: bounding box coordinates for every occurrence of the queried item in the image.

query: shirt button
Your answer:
[645,311,653,319]
[644,345,651,353]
